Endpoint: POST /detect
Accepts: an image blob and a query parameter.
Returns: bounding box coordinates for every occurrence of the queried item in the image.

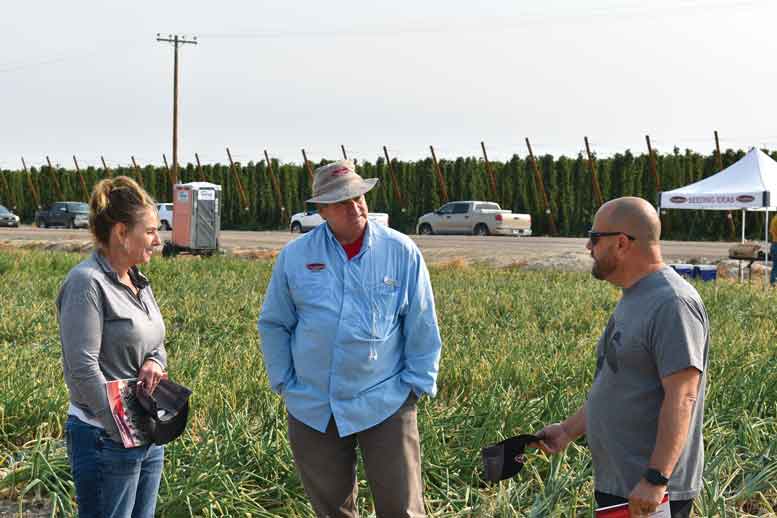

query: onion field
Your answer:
[0,248,776,516]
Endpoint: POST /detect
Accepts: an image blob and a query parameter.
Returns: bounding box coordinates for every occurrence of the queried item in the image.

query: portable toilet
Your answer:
[162,182,222,257]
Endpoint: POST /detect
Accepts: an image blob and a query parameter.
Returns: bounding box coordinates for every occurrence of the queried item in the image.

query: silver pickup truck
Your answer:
[416,201,531,236]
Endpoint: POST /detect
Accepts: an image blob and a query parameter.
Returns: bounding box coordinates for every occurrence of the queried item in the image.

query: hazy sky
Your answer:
[2,0,776,170]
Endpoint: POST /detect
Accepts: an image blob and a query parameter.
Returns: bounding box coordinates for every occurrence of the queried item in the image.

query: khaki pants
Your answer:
[287,394,425,518]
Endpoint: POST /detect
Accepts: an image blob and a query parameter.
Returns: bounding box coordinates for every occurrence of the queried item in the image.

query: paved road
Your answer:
[0,226,746,265]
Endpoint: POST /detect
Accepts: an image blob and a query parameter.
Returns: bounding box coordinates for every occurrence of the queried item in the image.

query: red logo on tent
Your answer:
[670,196,687,203]
[306,263,326,271]
[736,195,755,203]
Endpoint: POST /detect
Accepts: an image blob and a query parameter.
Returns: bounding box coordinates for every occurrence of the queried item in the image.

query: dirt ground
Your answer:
[0,499,51,518]
[0,226,753,272]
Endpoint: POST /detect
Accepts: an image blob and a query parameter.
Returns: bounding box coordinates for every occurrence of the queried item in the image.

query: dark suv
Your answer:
[35,202,89,229]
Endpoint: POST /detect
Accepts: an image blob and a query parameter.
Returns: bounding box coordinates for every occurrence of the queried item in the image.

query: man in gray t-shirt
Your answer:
[535,197,709,518]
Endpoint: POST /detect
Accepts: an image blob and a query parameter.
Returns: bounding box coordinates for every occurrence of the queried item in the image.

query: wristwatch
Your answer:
[643,468,670,486]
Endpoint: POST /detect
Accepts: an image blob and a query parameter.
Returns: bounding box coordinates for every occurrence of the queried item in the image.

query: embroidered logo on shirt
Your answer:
[306,263,326,271]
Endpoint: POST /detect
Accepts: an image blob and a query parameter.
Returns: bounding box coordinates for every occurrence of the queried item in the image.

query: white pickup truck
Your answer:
[416,201,531,236]
[290,210,390,233]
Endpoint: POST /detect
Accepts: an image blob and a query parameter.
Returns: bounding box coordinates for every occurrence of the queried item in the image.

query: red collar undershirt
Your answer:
[341,231,365,260]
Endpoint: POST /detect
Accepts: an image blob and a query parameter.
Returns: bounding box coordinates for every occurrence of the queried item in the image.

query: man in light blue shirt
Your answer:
[258,160,442,518]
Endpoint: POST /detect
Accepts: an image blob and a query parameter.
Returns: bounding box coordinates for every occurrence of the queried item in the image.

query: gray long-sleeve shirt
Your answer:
[56,251,166,441]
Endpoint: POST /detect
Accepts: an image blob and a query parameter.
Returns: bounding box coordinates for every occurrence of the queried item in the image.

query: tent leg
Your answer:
[739,209,746,282]
[766,210,770,290]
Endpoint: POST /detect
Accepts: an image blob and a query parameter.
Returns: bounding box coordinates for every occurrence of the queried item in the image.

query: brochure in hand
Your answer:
[595,494,670,518]
[105,378,150,448]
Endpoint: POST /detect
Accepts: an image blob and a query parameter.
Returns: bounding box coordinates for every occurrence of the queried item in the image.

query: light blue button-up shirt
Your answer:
[258,222,442,437]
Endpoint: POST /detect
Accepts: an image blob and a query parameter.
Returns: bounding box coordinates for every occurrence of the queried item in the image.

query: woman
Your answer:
[57,176,167,518]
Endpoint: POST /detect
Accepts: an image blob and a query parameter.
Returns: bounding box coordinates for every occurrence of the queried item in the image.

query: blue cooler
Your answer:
[671,264,695,278]
[694,265,717,282]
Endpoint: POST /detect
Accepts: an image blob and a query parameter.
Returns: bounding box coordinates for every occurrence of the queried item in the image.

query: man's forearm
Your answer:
[561,403,587,440]
[648,390,695,476]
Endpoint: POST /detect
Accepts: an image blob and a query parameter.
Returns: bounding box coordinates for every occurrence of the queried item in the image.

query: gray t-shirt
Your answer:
[57,251,167,441]
[586,266,709,501]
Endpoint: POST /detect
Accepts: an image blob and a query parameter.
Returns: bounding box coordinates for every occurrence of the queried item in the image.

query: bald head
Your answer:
[596,197,661,245]
[589,197,664,286]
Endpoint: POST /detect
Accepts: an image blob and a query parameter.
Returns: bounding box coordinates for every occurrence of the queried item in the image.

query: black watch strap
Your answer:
[644,468,669,486]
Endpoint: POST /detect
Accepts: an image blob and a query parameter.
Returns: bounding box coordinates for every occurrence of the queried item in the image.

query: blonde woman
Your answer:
[57,176,167,518]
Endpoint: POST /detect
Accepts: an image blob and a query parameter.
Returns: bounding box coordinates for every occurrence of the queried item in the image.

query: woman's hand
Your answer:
[137,360,165,395]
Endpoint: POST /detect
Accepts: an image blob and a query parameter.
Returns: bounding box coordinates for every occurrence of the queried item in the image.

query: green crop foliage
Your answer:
[1,147,773,240]
[1,249,776,516]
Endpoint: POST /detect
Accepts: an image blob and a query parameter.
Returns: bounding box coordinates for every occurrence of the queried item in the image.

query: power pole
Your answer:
[156,33,197,186]
[525,138,557,235]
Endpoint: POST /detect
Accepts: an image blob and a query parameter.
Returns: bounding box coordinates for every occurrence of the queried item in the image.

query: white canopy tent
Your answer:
[659,148,777,282]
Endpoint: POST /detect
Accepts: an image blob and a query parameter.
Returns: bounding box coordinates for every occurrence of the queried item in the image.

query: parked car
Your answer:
[157,203,173,230]
[416,201,531,236]
[35,201,89,229]
[0,204,20,227]
[290,209,389,233]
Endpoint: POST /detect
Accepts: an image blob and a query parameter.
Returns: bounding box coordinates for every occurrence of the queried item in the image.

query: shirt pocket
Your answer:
[364,276,401,339]
[289,271,332,308]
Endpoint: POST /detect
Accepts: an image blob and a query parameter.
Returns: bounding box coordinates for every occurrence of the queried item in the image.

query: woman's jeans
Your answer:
[770,243,777,285]
[65,415,164,518]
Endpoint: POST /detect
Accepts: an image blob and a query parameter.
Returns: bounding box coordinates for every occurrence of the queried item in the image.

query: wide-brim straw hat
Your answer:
[306,160,379,204]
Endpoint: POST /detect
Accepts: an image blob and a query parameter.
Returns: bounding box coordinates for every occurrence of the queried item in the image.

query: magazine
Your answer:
[595,494,669,518]
[105,378,150,448]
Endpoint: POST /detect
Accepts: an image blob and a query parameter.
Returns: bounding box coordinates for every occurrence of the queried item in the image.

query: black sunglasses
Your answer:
[588,230,636,245]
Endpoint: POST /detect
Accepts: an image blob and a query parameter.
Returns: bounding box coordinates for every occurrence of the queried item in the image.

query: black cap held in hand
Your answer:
[481,434,539,482]
[135,378,192,445]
